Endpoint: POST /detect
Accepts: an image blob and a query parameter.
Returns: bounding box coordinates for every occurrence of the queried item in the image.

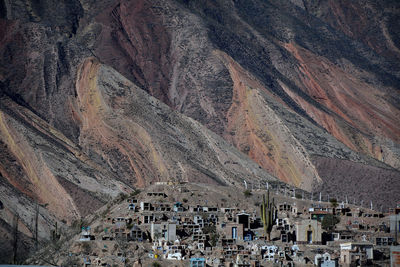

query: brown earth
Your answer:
[0,0,399,263]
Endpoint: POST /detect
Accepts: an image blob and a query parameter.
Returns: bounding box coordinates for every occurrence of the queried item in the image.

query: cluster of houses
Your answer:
[75,188,400,267]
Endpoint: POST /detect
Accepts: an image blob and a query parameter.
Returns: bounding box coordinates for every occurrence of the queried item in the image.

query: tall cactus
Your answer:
[260,189,275,241]
[51,221,61,241]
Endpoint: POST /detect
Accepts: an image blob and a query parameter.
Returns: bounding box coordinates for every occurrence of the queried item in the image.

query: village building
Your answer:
[390,214,400,242]
[65,185,398,267]
[224,222,244,240]
[129,226,144,242]
[315,252,338,267]
[79,227,95,241]
[173,202,185,212]
[295,219,322,244]
[151,222,177,241]
[190,257,206,267]
[339,242,374,266]
[375,236,395,246]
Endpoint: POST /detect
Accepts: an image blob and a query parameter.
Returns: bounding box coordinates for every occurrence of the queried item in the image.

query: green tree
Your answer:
[322,214,340,230]
[329,198,338,208]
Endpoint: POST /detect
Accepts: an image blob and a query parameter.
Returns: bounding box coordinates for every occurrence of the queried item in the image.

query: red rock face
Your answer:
[94,0,173,106]
[218,51,322,190]
[282,42,400,165]
[1,0,400,261]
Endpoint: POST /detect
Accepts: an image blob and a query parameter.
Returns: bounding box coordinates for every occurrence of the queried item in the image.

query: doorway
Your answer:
[307,230,313,244]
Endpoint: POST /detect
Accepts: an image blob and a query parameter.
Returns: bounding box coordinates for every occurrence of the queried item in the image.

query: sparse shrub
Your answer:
[116,193,128,203]
[182,198,188,203]
[243,190,252,198]
[130,189,141,197]
[203,225,216,234]
[295,193,302,199]
[94,225,103,234]
[152,262,161,267]
[210,232,219,247]
[81,242,91,254]
[71,219,88,233]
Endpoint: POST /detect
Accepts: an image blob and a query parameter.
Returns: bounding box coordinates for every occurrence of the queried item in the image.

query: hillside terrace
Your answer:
[29,183,396,266]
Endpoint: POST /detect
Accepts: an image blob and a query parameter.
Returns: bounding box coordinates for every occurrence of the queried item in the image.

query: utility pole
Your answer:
[12,211,19,264]
[395,212,398,245]
[34,201,39,251]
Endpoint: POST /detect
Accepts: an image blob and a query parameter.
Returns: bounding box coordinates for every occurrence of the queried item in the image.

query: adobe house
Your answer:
[375,236,395,246]
[129,226,144,242]
[206,206,218,212]
[189,205,202,213]
[140,201,154,211]
[340,242,374,266]
[224,222,244,241]
[151,222,177,242]
[154,203,172,211]
[331,231,354,242]
[220,207,237,213]
[279,202,293,212]
[295,219,322,244]
[141,214,155,224]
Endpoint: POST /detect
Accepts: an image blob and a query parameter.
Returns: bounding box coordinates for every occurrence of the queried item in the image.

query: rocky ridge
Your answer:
[0,0,399,263]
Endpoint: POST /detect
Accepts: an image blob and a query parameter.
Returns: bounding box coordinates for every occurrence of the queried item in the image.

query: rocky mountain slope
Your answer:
[0,0,399,263]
